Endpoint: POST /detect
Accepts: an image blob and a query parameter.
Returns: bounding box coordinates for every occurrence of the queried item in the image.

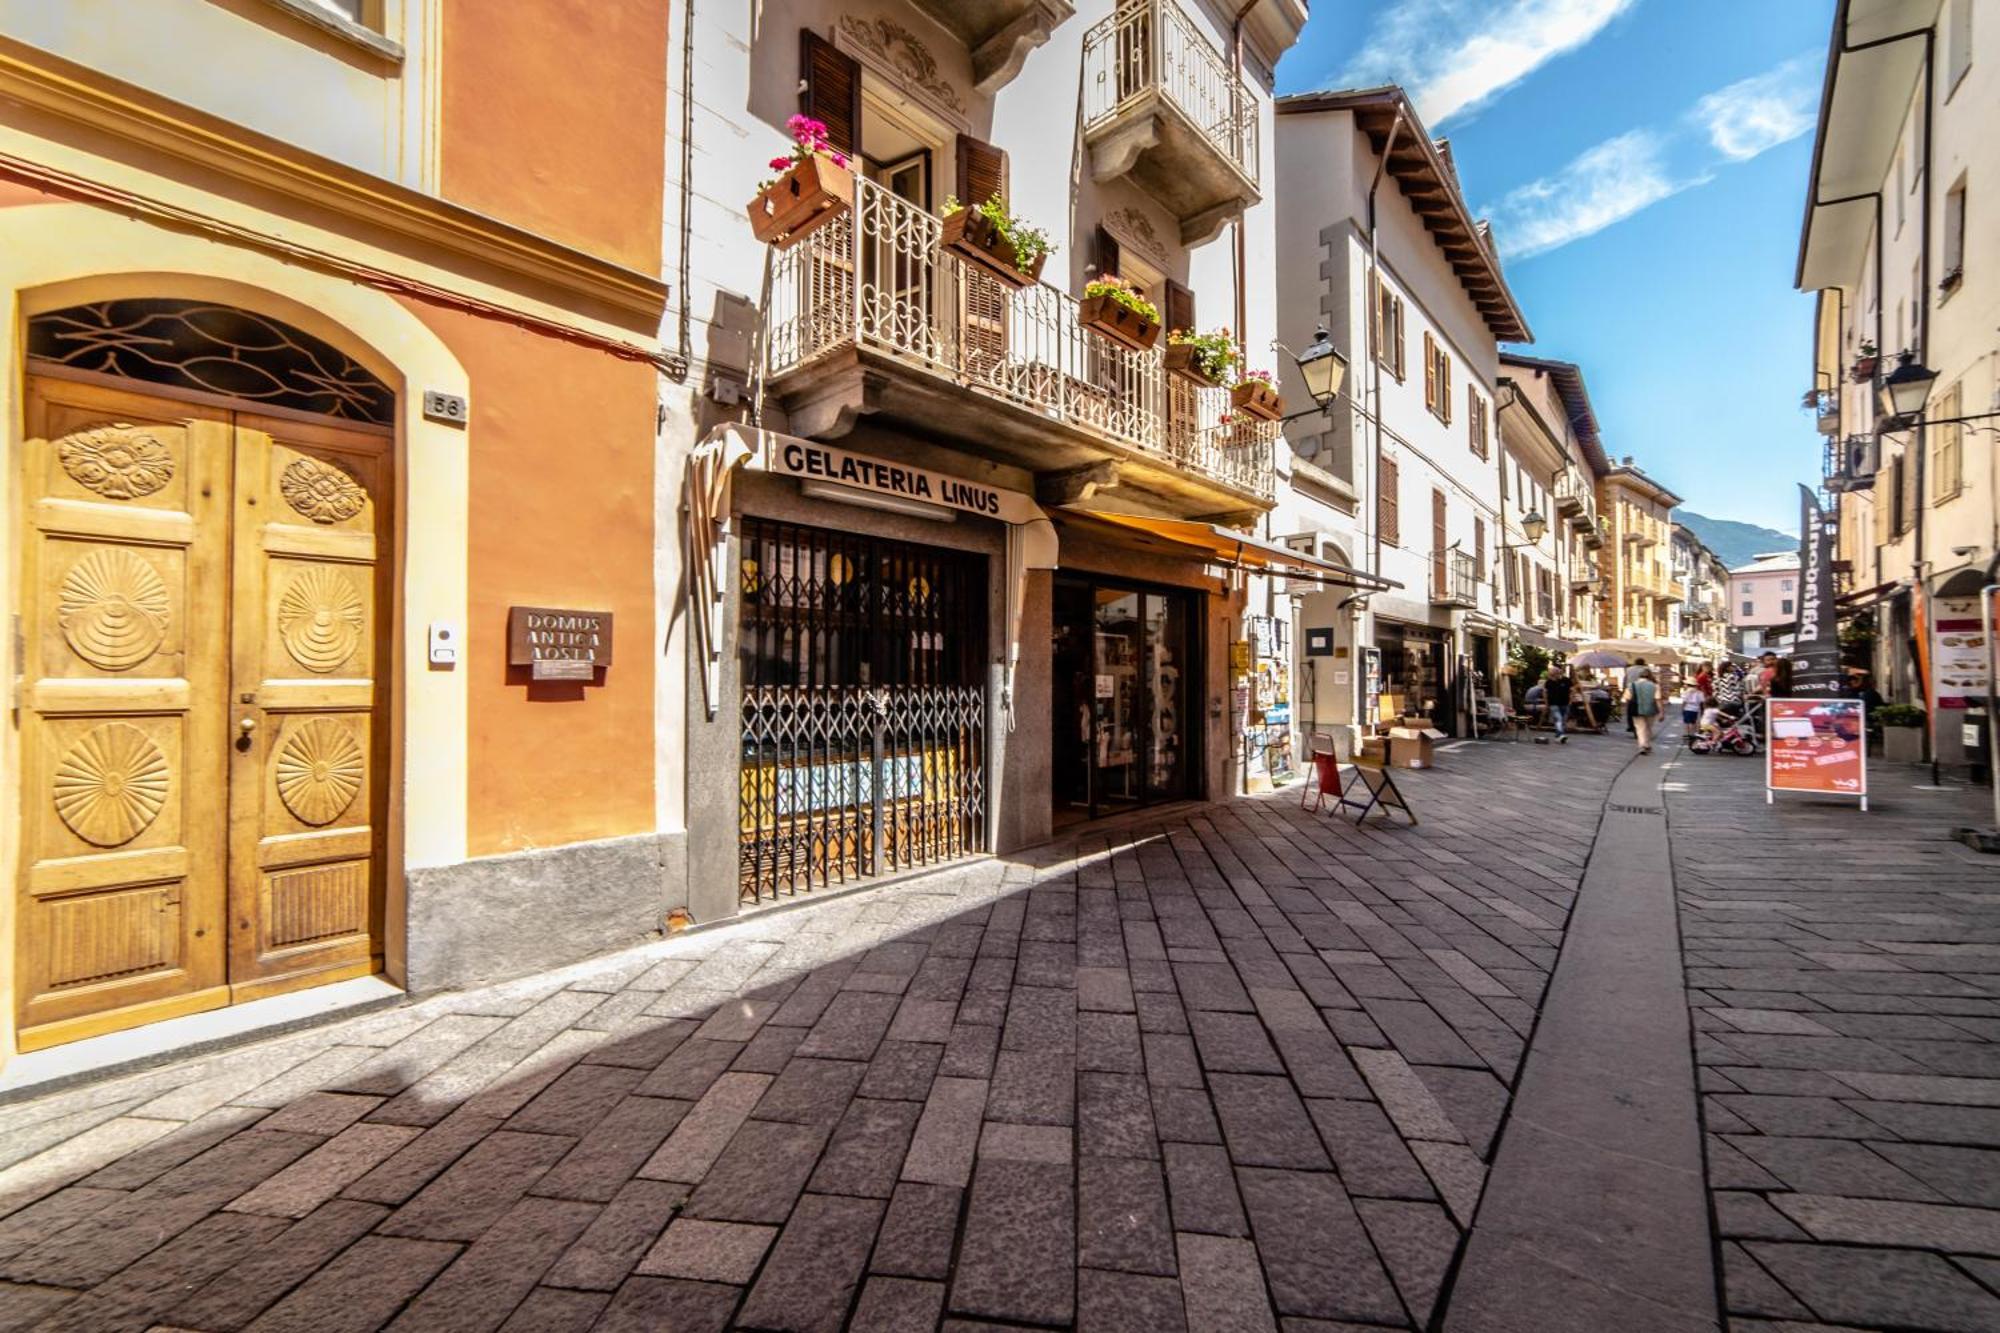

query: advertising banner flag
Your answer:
[1766,697,1867,809]
[1792,485,1843,696]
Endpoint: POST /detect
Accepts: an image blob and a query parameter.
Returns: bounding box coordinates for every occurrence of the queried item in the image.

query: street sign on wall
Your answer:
[1766,697,1867,810]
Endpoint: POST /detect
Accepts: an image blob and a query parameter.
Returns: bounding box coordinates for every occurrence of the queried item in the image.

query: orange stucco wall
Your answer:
[401,299,657,856]
[438,0,667,274]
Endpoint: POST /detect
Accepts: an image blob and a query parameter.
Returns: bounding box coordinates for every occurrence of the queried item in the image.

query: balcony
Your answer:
[1429,550,1479,608]
[909,0,1074,92]
[760,178,1277,517]
[1082,0,1259,244]
[1553,476,1589,520]
[1581,518,1606,549]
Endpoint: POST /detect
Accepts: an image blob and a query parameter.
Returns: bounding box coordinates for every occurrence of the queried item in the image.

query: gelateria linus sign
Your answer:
[757,439,1044,523]
[508,607,613,681]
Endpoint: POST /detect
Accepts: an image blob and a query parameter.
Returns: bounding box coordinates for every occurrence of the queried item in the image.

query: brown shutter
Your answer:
[1095,225,1121,280]
[801,30,862,156]
[1164,280,1195,336]
[1378,454,1400,547]
[1431,489,1448,596]
[956,135,1009,206]
[1899,448,1918,535]
[1472,515,1485,579]
[1423,332,1436,412]
[1369,273,1383,365]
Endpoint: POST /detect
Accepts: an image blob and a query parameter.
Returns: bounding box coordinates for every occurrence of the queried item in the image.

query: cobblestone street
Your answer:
[0,731,1995,1332]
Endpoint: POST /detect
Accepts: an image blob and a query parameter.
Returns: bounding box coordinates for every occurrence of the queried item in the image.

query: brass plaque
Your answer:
[508,607,612,681]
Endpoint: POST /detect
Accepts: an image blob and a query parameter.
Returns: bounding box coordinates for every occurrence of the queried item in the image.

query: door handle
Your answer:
[236,715,258,750]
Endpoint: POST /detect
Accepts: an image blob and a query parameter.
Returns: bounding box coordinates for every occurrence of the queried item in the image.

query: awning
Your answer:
[1515,627,1577,654]
[1838,579,1900,610]
[1070,511,1399,591]
[1935,568,1993,600]
[1576,638,1681,665]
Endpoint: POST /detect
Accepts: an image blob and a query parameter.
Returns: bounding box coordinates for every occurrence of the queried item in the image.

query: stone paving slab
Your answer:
[1669,745,2000,1333]
[0,733,1628,1329]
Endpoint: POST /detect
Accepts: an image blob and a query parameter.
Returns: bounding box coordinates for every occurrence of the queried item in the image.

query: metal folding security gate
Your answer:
[738,518,988,904]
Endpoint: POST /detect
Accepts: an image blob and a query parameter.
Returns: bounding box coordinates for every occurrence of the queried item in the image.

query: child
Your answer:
[1681,681,1706,730]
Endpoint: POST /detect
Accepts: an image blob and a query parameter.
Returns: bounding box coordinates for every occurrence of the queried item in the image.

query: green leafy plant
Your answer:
[1876,703,1925,728]
[1508,640,1550,688]
[941,193,1055,275]
[1081,277,1159,324]
[1167,327,1240,381]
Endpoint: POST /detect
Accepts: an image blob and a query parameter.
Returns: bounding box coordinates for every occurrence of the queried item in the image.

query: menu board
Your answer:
[1931,597,1988,710]
[1766,698,1867,808]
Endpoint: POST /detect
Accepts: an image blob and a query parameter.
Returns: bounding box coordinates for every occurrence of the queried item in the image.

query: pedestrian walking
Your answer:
[1544,665,1573,743]
[1627,667,1661,754]
[1624,660,1645,733]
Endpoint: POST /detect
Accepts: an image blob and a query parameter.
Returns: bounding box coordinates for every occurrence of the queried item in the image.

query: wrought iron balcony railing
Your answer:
[1082,0,1259,186]
[1430,549,1479,607]
[762,177,1275,502]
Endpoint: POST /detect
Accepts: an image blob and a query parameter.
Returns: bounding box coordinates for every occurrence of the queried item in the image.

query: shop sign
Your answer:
[757,438,1042,523]
[1766,698,1866,809]
[1931,597,1987,710]
[509,606,613,681]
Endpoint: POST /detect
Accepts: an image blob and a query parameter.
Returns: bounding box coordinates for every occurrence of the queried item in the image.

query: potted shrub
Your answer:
[1164,327,1239,387]
[747,116,854,248]
[939,194,1053,290]
[1078,277,1161,351]
[1878,702,1926,763]
[1850,340,1879,384]
[1231,369,1283,421]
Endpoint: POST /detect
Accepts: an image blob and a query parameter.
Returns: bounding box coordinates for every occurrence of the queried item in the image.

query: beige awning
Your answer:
[1074,511,1399,591]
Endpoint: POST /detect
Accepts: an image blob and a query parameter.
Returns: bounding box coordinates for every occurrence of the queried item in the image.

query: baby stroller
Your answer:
[1691,696,1764,756]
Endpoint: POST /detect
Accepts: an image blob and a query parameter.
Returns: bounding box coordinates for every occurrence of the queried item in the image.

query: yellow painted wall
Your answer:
[403,300,658,856]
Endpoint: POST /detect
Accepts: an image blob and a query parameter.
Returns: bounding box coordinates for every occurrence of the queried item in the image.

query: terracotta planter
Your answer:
[1849,355,1879,384]
[1078,294,1161,351]
[940,208,1044,289]
[747,155,854,248]
[1231,380,1283,422]
[1163,343,1222,387]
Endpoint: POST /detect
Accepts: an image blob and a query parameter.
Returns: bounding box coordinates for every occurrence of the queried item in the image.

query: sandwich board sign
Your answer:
[1766,698,1867,811]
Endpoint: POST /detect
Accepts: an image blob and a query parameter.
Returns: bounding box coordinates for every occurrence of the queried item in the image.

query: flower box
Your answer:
[748,155,854,248]
[940,208,1044,289]
[1164,343,1222,387]
[1849,354,1879,384]
[1231,380,1283,422]
[1078,294,1161,351]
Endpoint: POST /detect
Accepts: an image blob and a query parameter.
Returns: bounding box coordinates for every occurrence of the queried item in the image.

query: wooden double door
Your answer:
[15,375,389,1049]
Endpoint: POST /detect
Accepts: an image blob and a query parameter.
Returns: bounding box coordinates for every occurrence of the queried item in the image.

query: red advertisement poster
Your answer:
[1766,698,1867,807]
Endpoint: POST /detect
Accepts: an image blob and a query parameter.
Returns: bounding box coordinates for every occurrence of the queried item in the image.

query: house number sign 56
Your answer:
[508,606,613,681]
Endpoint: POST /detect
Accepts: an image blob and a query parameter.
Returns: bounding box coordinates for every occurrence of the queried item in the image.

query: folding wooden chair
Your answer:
[1300,732,1344,813]
[1339,763,1419,826]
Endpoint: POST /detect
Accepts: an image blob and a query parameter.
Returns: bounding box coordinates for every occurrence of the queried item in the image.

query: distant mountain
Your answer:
[1676,511,1797,569]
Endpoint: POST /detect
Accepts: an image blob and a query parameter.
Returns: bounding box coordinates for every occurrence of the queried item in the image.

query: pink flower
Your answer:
[769,156,795,171]
[829,151,849,168]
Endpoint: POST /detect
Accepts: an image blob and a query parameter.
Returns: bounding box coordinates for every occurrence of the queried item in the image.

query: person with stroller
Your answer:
[1544,665,1573,744]
[1626,667,1661,754]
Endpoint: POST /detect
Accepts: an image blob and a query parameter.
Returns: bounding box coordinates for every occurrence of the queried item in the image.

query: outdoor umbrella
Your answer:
[1569,649,1629,670]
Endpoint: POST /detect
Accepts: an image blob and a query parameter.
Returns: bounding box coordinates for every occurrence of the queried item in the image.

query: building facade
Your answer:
[1271,86,1530,749]
[1497,354,1610,654]
[1597,460,1683,644]
[1671,527,1733,662]
[0,1,674,1059]
[1799,0,1996,760]
[1730,552,1804,654]
[669,0,1323,919]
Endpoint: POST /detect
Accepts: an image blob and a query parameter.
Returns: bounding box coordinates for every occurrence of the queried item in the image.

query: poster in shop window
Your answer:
[1930,597,1987,710]
[1766,698,1867,809]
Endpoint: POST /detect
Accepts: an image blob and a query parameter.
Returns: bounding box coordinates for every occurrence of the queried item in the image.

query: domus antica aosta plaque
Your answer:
[508,606,613,682]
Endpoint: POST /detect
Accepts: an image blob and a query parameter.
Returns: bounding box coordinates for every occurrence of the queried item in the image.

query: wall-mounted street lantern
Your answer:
[1519,510,1548,544]
[1290,326,1349,409]
[1879,351,1939,423]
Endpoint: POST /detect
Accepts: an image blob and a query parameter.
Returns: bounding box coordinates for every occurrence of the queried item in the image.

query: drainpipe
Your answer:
[1366,106,1407,710]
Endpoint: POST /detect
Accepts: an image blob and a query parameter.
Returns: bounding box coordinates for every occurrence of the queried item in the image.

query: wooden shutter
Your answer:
[1899,450,1917,535]
[1423,333,1437,413]
[1439,350,1452,423]
[1378,454,1400,546]
[1472,515,1485,580]
[1164,280,1195,336]
[1390,296,1405,379]
[1095,225,1121,280]
[957,135,1009,206]
[1369,273,1384,367]
[801,30,862,156]
[1431,489,1448,596]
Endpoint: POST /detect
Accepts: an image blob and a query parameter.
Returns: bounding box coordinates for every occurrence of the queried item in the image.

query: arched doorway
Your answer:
[15,298,394,1048]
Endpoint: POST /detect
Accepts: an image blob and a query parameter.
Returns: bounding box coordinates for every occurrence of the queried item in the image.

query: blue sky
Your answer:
[1276,0,1834,533]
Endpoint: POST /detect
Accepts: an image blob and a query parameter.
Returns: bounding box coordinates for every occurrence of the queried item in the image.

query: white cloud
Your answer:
[1692,55,1819,160]
[1482,130,1697,259]
[1336,0,1637,127]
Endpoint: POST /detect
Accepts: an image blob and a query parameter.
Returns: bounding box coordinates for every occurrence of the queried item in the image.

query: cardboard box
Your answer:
[1386,725,1445,769]
[1357,736,1388,767]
